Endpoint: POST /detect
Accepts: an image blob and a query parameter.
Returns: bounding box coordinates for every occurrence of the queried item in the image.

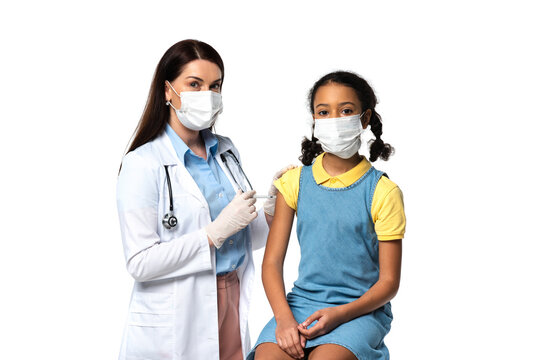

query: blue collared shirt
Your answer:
[165,125,246,275]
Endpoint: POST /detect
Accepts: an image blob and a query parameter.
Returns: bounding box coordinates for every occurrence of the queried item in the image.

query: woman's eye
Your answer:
[190,82,199,88]
[211,83,221,90]
[318,110,328,116]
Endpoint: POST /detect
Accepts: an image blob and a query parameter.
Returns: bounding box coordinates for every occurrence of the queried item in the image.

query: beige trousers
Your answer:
[217,270,243,360]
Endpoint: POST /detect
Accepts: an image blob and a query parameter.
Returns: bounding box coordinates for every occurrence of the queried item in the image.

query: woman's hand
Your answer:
[264,164,296,216]
[297,306,346,340]
[275,318,306,359]
[205,190,257,248]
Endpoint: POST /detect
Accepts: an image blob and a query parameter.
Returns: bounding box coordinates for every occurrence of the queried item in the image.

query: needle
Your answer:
[253,195,276,199]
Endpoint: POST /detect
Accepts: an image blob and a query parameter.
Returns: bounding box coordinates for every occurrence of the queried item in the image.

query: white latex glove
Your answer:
[205,190,257,248]
[264,165,297,216]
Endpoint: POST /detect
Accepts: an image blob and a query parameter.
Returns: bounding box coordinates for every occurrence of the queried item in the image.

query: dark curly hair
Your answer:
[299,71,394,165]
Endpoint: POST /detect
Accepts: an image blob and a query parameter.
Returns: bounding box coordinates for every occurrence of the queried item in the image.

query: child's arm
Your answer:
[262,192,306,359]
[298,239,402,339]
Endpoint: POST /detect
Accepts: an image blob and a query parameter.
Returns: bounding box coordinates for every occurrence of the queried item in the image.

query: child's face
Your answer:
[313,83,362,120]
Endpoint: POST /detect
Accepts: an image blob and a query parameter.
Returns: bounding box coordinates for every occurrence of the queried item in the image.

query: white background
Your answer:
[1,0,538,358]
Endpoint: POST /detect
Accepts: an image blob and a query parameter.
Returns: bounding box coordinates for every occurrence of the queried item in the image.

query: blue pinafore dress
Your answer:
[247,164,393,360]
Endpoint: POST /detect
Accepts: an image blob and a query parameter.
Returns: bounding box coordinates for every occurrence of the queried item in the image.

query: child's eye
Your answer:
[342,108,354,115]
[317,110,329,116]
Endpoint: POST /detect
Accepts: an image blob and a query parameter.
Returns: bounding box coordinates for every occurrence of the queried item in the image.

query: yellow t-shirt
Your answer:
[274,153,406,241]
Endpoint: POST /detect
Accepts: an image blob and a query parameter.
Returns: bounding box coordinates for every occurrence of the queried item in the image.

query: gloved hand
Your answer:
[205,190,257,248]
[264,165,297,216]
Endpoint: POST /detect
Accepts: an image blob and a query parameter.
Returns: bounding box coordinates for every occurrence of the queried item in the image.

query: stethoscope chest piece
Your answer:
[162,212,178,229]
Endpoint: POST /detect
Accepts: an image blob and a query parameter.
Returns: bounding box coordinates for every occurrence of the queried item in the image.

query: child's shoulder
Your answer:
[374,170,402,198]
[282,165,303,181]
[378,173,398,188]
[274,165,303,191]
[274,165,303,211]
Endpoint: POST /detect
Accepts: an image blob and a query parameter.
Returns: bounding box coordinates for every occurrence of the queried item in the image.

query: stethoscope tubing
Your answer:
[162,150,256,230]
[164,165,174,211]
[220,150,253,192]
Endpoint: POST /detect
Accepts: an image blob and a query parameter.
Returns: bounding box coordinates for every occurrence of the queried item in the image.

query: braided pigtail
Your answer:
[368,110,394,162]
[299,132,323,165]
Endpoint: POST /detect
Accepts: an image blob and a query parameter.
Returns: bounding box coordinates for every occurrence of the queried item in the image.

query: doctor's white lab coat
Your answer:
[116,131,269,359]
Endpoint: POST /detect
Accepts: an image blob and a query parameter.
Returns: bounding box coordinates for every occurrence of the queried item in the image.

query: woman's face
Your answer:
[313,83,371,128]
[165,59,222,108]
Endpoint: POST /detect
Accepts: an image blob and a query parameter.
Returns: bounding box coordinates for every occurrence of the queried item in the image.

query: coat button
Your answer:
[229,240,234,245]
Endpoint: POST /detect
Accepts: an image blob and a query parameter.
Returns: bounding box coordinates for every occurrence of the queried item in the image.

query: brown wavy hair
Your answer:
[124,39,224,156]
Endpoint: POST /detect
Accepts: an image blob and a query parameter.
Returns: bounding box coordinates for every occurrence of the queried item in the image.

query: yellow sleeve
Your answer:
[273,166,302,211]
[371,176,406,241]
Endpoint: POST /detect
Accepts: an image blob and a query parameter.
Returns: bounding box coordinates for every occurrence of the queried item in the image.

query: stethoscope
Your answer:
[162,165,178,230]
[162,150,253,230]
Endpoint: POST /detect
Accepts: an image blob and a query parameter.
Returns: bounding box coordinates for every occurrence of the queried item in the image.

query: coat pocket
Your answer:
[126,292,174,359]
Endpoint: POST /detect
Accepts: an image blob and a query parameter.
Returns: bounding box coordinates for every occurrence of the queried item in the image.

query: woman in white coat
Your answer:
[117,39,287,360]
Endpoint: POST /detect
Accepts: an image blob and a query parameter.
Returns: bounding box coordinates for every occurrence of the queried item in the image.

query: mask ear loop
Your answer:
[165,80,181,111]
[166,100,179,111]
[359,110,369,132]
